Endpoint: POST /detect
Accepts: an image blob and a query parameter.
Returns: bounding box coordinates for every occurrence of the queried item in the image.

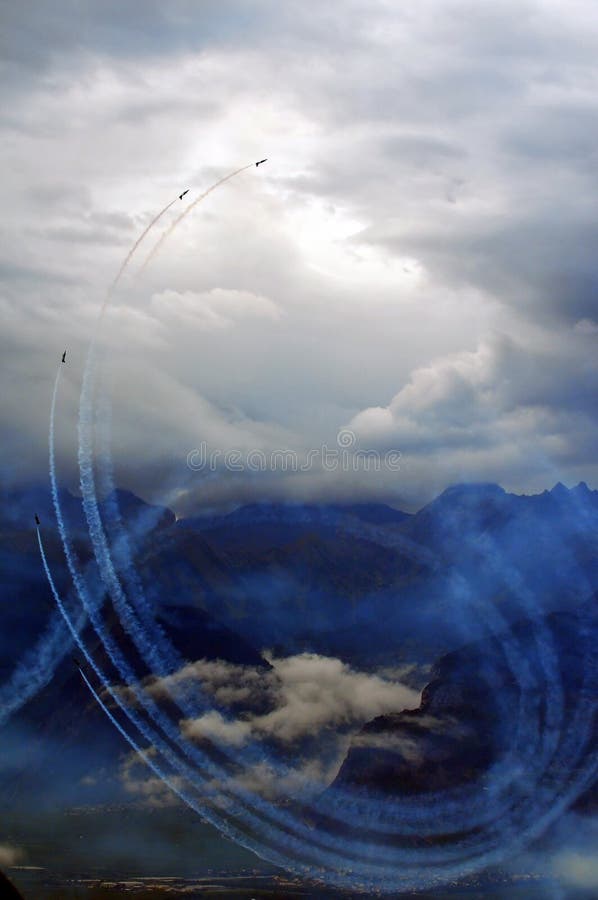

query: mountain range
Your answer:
[0,479,596,877]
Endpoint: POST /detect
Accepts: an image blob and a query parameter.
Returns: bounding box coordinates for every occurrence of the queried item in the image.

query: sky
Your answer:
[1,0,597,513]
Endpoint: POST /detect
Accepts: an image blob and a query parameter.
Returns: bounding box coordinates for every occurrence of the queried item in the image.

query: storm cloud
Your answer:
[1,1,596,510]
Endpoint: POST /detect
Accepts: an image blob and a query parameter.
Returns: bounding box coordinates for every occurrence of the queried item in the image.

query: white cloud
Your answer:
[0,843,24,867]
[150,288,281,331]
[254,653,420,743]
[175,654,419,747]
[574,318,598,335]
[347,334,598,497]
[126,653,420,799]
[183,710,252,747]
[120,748,186,808]
[553,850,598,889]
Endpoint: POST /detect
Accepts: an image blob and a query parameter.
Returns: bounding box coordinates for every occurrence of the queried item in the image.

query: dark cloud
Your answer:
[349,333,598,498]
[0,260,81,286]
[0,1,596,505]
[0,1,246,72]
[374,205,598,325]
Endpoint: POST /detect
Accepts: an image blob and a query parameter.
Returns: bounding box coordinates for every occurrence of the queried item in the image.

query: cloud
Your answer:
[546,814,598,891]
[1,1,597,507]
[252,653,420,743]
[205,756,345,802]
[511,813,598,893]
[574,318,598,335]
[143,658,273,712]
[150,287,281,331]
[119,748,186,808]
[347,333,598,497]
[181,710,252,747]
[0,843,24,867]
[122,653,419,796]
[553,850,598,889]
[174,653,419,746]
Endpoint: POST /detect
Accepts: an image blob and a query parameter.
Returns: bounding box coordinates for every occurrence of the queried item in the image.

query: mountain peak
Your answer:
[549,480,593,497]
[446,481,505,494]
[431,483,507,507]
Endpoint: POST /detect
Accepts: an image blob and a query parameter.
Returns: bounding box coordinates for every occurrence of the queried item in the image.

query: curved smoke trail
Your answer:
[71,174,498,878]
[34,524,310,872]
[30,178,349,873]
[80,325,598,887]
[140,164,253,272]
[40,492,447,886]
[88,383,590,852]
[46,177,402,876]
[48,414,355,876]
[0,606,84,727]
[108,196,179,296]
[0,366,91,726]
[37,160,598,891]
[75,353,433,884]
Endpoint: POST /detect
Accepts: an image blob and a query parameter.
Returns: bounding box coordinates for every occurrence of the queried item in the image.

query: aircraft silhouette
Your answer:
[179,189,189,200]
[34,514,40,526]
[255,159,267,167]
[61,350,66,364]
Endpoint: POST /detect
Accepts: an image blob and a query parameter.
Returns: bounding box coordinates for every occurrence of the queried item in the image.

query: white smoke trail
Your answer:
[108,197,179,296]
[73,339,442,884]
[33,525,278,860]
[70,170,536,881]
[140,164,253,272]
[41,176,406,882]
[47,160,598,891]
[36,523,387,881]
[50,177,311,803]
[54,370,364,877]
[82,368,542,880]
[0,367,91,726]
[0,608,81,727]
